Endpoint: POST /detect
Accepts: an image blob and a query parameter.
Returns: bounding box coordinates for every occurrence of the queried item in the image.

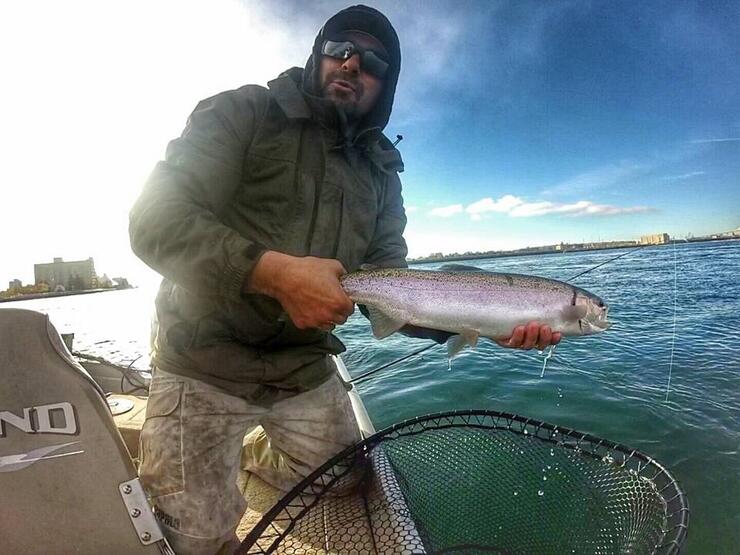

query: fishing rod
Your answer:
[566,243,650,282]
[350,343,437,385]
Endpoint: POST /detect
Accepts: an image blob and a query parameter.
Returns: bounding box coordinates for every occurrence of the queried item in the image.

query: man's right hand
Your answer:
[247,251,355,331]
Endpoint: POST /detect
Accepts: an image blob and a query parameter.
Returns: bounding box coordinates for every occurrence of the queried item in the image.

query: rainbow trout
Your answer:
[341,265,610,356]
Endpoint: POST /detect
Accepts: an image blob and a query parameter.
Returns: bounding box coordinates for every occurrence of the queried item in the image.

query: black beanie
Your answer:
[304,5,401,130]
[321,4,400,61]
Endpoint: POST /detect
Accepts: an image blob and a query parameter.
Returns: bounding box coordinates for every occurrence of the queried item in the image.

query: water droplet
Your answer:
[513,491,518,496]
[547,465,552,470]
[543,476,547,481]
[538,490,544,496]
[524,429,528,435]
[550,449,555,456]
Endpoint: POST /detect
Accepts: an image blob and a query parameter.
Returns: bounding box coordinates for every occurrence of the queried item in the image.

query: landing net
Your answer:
[237,410,688,554]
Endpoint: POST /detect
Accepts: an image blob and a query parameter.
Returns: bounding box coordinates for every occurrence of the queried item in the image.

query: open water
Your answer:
[6,240,739,553]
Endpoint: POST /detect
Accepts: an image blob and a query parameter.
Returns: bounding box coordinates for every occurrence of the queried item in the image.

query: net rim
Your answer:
[238,409,689,555]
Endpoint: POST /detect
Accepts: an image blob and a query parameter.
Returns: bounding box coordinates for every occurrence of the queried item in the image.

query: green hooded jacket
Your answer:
[129,7,407,406]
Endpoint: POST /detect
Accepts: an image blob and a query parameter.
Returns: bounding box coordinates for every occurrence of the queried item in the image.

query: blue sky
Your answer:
[1,0,738,286]
[380,0,740,255]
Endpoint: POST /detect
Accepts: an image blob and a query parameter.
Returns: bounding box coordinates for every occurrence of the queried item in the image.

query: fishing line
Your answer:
[567,244,650,282]
[350,343,438,385]
[665,240,678,401]
[540,345,557,378]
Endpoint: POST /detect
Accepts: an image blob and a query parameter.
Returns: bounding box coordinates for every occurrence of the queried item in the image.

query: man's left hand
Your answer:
[496,322,561,351]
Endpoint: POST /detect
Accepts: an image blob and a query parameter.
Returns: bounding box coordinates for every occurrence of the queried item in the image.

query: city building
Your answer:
[8,279,22,290]
[34,257,98,291]
[112,277,131,289]
[639,233,670,245]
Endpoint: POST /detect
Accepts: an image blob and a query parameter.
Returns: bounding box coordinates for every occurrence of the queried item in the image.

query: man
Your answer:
[129,5,559,554]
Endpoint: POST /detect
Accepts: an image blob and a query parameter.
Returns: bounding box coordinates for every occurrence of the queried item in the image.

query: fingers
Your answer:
[521,321,540,350]
[536,324,552,351]
[324,287,354,326]
[496,325,526,348]
[497,322,561,350]
[312,257,353,320]
[276,256,356,330]
[326,258,347,278]
[301,294,354,331]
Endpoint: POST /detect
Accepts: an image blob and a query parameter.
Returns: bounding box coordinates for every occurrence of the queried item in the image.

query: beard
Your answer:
[322,72,365,119]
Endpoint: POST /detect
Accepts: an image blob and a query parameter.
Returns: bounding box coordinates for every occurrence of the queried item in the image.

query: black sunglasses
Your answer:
[321,40,389,79]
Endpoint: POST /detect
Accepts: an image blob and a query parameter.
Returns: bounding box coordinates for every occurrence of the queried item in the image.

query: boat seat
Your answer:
[0,308,171,555]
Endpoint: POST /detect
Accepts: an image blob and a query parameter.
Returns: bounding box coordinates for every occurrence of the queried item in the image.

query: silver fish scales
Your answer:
[341,266,610,356]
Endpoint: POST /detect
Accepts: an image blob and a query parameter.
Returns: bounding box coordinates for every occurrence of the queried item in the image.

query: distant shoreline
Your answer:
[0,288,121,304]
[408,236,738,265]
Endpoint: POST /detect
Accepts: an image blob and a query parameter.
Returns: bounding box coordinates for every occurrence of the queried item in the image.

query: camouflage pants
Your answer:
[138,365,360,555]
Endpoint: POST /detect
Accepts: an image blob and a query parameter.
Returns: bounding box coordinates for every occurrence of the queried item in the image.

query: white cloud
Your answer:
[405,205,419,213]
[466,195,523,215]
[508,200,652,218]
[660,171,705,181]
[689,138,740,143]
[425,195,652,221]
[429,204,464,217]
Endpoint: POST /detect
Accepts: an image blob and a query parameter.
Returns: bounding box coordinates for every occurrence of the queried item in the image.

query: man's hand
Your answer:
[496,321,562,351]
[247,251,354,331]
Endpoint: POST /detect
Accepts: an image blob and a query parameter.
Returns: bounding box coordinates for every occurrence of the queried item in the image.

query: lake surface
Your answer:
[6,240,739,553]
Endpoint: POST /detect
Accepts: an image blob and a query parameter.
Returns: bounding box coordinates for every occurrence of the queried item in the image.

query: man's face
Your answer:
[319,31,385,119]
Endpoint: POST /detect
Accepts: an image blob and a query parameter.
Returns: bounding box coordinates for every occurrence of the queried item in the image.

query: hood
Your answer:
[302,5,401,131]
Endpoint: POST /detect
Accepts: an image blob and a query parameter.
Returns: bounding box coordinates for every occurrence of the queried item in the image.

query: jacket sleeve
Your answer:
[363,171,409,269]
[129,86,269,302]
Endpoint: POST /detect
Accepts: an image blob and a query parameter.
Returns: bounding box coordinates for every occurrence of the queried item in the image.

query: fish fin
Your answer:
[365,305,407,339]
[439,263,491,273]
[446,329,480,358]
[561,304,588,321]
[464,329,480,349]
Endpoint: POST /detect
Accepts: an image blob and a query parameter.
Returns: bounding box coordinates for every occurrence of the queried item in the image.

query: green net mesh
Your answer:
[237,411,688,555]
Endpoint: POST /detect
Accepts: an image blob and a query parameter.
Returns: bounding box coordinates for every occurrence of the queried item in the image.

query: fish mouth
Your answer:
[589,306,611,331]
[573,295,611,334]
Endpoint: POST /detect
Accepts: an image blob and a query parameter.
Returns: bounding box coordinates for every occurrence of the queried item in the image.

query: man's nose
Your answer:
[340,53,361,75]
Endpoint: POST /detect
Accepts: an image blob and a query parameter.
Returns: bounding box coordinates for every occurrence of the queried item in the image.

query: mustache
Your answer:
[325,71,364,96]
